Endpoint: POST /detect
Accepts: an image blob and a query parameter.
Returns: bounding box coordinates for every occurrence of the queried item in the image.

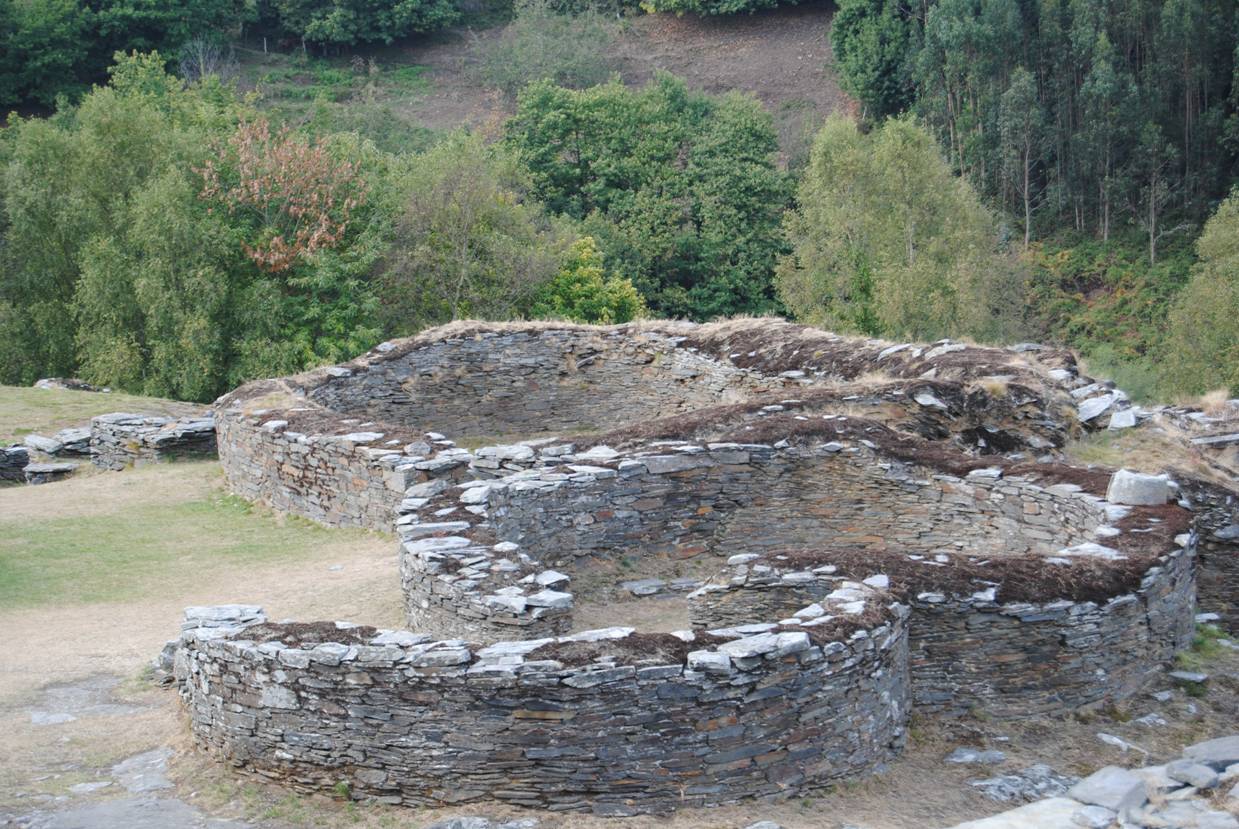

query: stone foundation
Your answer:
[90,412,217,471]
[691,540,1196,718]
[183,321,1205,812]
[213,321,1096,532]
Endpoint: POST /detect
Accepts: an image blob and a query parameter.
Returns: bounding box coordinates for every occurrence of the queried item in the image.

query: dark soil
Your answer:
[237,621,380,647]
[763,548,1163,605]
[679,321,1045,385]
[527,631,732,667]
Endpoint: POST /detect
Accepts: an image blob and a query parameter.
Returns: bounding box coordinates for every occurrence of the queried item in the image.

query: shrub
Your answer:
[639,0,783,16]
[531,237,645,323]
[470,0,619,98]
[777,114,1025,342]
[380,132,572,333]
[1161,192,1239,396]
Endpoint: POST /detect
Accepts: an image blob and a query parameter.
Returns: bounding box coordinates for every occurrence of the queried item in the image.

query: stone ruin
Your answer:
[163,320,1220,816]
[2,411,218,485]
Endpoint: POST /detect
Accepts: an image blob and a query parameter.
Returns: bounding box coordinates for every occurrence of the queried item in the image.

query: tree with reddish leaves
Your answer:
[198,118,367,274]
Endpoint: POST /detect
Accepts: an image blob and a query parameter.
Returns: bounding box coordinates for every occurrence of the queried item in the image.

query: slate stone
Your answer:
[1066,766,1147,814]
[1184,736,1239,769]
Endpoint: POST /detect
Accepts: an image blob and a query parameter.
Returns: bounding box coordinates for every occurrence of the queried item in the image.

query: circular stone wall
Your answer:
[213,320,1088,530]
[393,429,1195,717]
[171,586,908,816]
[184,320,1201,813]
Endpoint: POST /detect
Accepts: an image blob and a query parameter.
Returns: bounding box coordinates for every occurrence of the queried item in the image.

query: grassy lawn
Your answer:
[0,464,379,608]
[0,385,202,445]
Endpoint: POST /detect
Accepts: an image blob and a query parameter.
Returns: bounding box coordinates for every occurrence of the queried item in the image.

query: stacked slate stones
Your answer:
[90,412,217,470]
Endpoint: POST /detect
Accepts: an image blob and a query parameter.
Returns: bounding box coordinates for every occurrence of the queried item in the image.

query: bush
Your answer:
[470,0,619,98]
[531,237,644,323]
[1161,192,1239,396]
[777,114,1025,342]
[380,132,572,333]
[639,0,783,16]
[507,74,791,319]
[271,0,458,46]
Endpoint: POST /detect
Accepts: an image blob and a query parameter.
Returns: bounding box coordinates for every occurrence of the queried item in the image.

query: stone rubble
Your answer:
[946,736,1239,828]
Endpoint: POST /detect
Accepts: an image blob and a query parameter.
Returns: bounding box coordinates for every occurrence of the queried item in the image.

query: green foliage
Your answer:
[0,0,252,109]
[470,0,619,99]
[777,115,1025,342]
[0,0,90,107]
[1024,233,1194,364]
[831,0,913,118]
[0,53,384,400]
[1078,345,1162,404]
[1162,191,1239,395]
[639,0,783,15]
[507,74,792,319]
[238,52,436,154]
[270,0,458,46]
[832,0,1238,249]
[380,131,572,334]
[531,236,644,323]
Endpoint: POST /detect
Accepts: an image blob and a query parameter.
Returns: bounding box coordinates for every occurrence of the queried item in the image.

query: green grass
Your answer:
[1176,623,1228,672]
[0,385,200,446]
[235,50,438,153]
[0,473,369,608]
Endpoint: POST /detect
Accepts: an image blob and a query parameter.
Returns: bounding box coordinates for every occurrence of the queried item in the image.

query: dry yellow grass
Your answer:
[0,384,202,445]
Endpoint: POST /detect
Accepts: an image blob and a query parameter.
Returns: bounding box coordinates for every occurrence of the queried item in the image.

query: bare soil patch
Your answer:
[386,2,846,158]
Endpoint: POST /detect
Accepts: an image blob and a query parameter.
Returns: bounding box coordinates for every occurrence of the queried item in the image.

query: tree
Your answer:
[1128,122,1182,264]
[1161,191,1239,395]
[531,237,644,324]
[831,0,915,118]
[198,118,368,273]
[0,53,383,399]
[0,0,89,108]
[506,75,791,320]
[380,132,570,333]
[999,67,1047,248]
[271,0,457,47]
[777,115,1024,342]
[1076,33,1137,241]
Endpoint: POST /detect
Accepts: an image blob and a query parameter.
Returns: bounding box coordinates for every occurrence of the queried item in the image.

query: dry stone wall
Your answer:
[0,446,28,483]
[213,322,1099,532]
[185,321,1207,813]
[690,540,1196,718]
[91,412,217,470]
[305,328,788,437]
[170,594,909,816]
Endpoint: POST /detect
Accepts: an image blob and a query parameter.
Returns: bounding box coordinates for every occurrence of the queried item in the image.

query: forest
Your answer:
[1,0,1236,402]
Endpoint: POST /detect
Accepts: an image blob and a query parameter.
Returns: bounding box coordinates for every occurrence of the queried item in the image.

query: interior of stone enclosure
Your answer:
[488,450,1107,576]
[305,329,782,439]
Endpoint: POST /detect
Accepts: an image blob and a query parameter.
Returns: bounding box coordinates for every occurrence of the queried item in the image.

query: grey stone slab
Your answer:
[1066,766,1146,814]
[1184,736,1239,769]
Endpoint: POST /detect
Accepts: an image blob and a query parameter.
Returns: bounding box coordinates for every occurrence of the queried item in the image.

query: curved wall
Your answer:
[173,600,909,815]
[305,329,785,437]
[690,542,1196,718]
[395,440,1111,641]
